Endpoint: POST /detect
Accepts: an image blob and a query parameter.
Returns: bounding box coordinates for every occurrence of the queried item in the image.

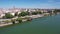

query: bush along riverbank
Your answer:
[0,10,60,27]
[0,14,44,27]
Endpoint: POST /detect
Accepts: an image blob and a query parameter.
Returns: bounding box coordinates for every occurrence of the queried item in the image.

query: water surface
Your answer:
[0,14,60,34]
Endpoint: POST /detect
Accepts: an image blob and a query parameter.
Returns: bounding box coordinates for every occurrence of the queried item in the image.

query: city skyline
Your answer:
[0,0,60,9]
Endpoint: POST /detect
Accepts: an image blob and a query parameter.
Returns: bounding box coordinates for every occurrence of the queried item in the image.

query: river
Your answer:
[0,14,60,34]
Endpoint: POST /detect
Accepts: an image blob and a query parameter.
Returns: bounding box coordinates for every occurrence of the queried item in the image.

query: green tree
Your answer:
[16,17,22,23]
[11,19,16,24]
[26,11,30,15]
[15,12,18,16]
[5,13,14,19]
[18,11,29,17]
[53,9,57,14]
[32,12,38,15]
[38,11,42,14]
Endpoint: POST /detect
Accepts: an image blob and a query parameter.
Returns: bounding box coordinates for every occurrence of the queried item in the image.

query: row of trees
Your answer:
[3,11,29,19]
[3,9,60,19]
[11,17,22,24]
[5,17,32,24]
[3,11,42,19]
[53,9,60,14]
[4,17,22,24]
[3,11,42,24]
[32,11,42,15]
[3,10,60,24]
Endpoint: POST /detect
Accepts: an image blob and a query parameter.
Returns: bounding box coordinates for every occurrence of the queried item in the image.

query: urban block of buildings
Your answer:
[0,6,56,18]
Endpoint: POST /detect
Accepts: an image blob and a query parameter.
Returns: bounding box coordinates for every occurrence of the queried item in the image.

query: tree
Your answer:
[26,11,30,15]
[18,11,29,17]
[53,9,57,14]
[54,9,60,12]
[15,12,18,16]
[16,17,22,23]
[5,13,14,19]
[38,11,42,14]
[11,19,16,24]
[32,12,38,15]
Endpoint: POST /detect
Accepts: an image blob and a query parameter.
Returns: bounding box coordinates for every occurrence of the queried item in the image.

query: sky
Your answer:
[0,0,60,9]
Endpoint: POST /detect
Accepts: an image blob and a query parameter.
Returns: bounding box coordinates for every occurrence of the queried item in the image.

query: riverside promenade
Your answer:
[0,14,60,34]
[0,14,44,27]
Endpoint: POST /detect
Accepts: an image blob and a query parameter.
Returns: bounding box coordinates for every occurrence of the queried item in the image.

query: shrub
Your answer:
[15,12,18,16]
[11,19,16,24]
[16,17,22,23]
[4,20,11,24]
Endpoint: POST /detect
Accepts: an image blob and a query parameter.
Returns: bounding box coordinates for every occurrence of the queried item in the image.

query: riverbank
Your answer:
[0,14,60,34]
[0,14,44,27]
